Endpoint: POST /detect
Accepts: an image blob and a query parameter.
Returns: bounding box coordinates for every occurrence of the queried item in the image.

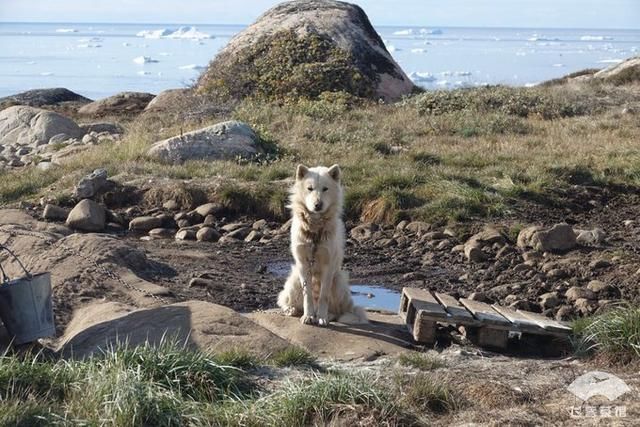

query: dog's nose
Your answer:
[314,202,323,211]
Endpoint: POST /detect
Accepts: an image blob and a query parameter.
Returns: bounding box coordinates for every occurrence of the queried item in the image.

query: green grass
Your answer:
[268,346,318,368]
[572,304,640,364]
[400,373,464,414]
[398,353,446,371]
[2,83,640,227]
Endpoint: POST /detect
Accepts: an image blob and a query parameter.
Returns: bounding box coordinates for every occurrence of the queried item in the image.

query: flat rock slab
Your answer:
[54,300,290,358]
[248,310,413,361]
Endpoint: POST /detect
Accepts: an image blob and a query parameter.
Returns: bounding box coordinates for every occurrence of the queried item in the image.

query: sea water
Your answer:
[0,22,638,99]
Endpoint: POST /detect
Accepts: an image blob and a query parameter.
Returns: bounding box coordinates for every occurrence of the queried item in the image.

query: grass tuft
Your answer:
[269,346,317,368]
[398,353,446,371]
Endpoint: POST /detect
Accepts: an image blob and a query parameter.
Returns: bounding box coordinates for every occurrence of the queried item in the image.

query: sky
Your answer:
[0,0,639,29]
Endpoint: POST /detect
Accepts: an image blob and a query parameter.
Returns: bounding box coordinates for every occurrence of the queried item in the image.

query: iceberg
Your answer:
[133,56,158,64]
[408,72,436,83]
[419,28,443,35]
[598,59,624,64]
[411,48,426,54]
[136,26,211,40]
[55,28,77,33]
[393,29,413,36]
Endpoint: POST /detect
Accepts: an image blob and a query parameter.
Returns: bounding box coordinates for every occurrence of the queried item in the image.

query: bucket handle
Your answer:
[0,244,32,284]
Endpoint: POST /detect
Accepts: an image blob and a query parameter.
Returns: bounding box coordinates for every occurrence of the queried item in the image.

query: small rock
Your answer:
[546,268,569,279]
[375,238,396,248]
[451,244,465,253]
[420,231,447,242]
[405,221,430,234]
[396,220,409,231]
[74,168,109,199]
[539,292,560,309]
[589,258,612,270]
[129,216,163,232]
[66,199,106,232]
[195,202,223,217]
[623,220,635,228]
[574,298,595,315]
[468,292,490,303]
[196,227,221,242]
[42,204,69,221]
[252,219,267,230]
[576,228,606,246]
[148,228,175,239]
[226,226,252,240]
[555,305,574,321]
[586,280,620,298]
[244,230,262,242]
[565,286,595,302]
[464,243,485,263]
[513,263,532,273]
[518,223,576,253]
[204,215,216,226]
[221,222,248,233]
[163,199,179,210]
[350,223,378,241]
[175,229,196,241]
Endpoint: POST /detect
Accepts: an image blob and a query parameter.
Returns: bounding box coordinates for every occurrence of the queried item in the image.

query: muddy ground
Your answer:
[128,184,640,319]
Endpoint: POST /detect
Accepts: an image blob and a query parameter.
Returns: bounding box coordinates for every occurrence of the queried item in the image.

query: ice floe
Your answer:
[136,26,211,40]
[55,28,77,33]
[597,59,624,64]
[40,72,54,76]
[137,70,151,75]
[580,35,613,41]
[133,56,158,64]
[179,64,205,71]
[411,48,426,54]
[419,28,443,35]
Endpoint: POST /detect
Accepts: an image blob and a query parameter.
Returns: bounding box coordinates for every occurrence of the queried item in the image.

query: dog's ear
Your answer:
[296,164,309,181]
[328,164,341,182]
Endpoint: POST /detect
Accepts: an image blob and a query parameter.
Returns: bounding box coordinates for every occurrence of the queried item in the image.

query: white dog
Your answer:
[277,164,368,326]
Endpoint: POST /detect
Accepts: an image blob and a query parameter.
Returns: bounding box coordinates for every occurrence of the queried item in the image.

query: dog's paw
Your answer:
[300,315,317,325]
[282,307,300,317]
[317,317,329,327]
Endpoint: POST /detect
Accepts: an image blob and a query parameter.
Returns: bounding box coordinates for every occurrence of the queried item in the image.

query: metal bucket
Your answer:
[0,244,55,345]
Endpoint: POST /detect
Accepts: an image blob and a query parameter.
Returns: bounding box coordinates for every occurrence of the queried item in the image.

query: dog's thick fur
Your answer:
[277,164,368,326]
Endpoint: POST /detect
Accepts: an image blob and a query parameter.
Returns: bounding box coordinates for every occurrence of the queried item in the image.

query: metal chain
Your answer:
[0,225,171,305]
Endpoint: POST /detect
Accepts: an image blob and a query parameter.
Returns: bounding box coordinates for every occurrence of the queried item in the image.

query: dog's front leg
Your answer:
[316,267,331,327]
[298,264,316,325]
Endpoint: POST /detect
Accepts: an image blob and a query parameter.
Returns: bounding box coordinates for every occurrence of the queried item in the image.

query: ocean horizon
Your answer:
[1,21,638,99]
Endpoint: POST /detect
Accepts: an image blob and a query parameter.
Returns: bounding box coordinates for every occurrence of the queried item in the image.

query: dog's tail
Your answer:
[336,270,369,325]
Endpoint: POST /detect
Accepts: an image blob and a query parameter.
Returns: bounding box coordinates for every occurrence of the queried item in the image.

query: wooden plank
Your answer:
[517,310,572,334]
[434,292,477,323]
[402,288,449,319]
[492,304,545,334]
[459,298,512,327]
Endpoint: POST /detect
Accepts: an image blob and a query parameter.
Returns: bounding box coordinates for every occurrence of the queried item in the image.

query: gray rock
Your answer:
[405,221,430,234]
[148,228,175,239]
[42,204,69,221]
[589,258,612,270]
[575,228,606,246]
[74,168,109,199]
[350,223,378,241]
[565,286,595,302]
[79,122,125,135]
[176,229,197,241]
[587,280,620,298]
[518,223,576,253]
[66,199,106,232]
[221,222,249,233]
[147,121,264,164]
[464,243,485,263]
[538,292,560,309]
[78,92,155,117]
[0,88,91,108]
[129,216,163,232]
[467,226,507,248]
[468,292,490,303]
[252,219,267,230]
[226,226,252,240]
[196,0,416,102]
[244,230,263,242]
[574,298,595,315]
[195,202,223,217]
[0,106,84,147]
[196,227,221,242]
[555,305,574,321]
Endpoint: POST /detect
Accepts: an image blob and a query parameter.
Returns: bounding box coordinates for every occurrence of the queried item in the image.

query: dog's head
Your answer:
[292,164,342,215]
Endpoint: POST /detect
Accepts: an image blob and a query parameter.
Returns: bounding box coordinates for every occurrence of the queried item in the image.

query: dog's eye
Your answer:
[322,187,328,192]
[307,186,313,191]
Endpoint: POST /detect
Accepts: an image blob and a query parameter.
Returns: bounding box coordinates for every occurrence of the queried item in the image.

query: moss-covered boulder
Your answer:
[196,0,416,102]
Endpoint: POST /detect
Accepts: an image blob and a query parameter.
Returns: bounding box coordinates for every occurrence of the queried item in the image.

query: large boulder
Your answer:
[78,92,155,117]
[0,88,91,110]
[517,223,576,253]
[196,0,416,101]
[0,106,84,147]
[147,120,264,163]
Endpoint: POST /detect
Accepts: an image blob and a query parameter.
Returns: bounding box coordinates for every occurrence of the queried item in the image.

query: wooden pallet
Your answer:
[399,287,572,349]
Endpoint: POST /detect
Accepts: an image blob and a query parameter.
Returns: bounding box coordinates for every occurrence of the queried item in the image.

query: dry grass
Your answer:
[2,84,640,226]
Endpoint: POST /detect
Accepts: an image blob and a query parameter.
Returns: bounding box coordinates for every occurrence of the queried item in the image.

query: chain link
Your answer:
[0,225,171,305]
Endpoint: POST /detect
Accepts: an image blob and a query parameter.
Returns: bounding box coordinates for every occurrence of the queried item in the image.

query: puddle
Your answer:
[266,262,401,312]
[351,285,401,312]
